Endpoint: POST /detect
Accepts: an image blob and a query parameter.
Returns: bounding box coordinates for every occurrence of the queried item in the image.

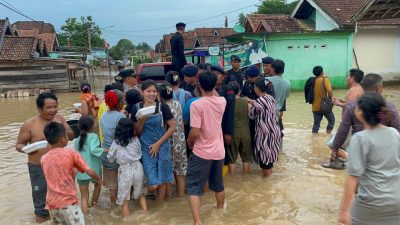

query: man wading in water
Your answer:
[15,92,74,223]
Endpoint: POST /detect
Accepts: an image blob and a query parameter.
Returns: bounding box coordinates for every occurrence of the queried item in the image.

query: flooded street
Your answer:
[1,84,400,225]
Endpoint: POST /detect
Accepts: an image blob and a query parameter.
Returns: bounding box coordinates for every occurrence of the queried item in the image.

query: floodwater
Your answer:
[1,83,400,225]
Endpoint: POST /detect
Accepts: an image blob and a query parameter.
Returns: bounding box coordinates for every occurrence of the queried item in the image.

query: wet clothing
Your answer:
[74,133,103,183]
[170,32,187,77]
[49,205,85,225]
[41,148,90,210]
[313,111,335,133]
[81,93,101,119]
[180,82,196,96]
[267,75,290,112]
[332,100,400,151]
[186,153,224,196]
[249,95,281,166]
[166,100,188,176]
[227,98,251,163]
[173,89,192,110]
[347,127,400,224]
[132,103,174,186]
[225,69,244,89]
[108,138,144,205]
[28,163,49,218]
[100,111,126,170]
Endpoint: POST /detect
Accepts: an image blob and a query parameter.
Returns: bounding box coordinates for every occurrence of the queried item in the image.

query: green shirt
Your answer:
[74,133,104,181]
[234,97,250,138]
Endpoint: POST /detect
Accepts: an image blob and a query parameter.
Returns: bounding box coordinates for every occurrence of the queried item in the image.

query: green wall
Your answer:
[266,32,353,90]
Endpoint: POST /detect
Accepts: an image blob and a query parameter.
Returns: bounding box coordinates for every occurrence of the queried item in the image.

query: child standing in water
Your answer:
[249,77,281,177]
[131,80,176,203]
[339,93,400,225]
[74,115,104,213]
[159,83,188,197]
[108,118,147,217]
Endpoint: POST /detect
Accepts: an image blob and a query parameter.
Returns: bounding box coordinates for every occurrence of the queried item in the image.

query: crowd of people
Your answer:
[14,42,400,225]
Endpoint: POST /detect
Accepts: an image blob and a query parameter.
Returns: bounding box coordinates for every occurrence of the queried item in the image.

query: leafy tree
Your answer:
[109,39,135,60]
[58,16,105,49]
[257,0,298,14]
[237,13,247,26]
[136,42,152,52]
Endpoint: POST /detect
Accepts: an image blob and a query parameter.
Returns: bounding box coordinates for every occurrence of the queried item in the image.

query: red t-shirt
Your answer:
[41,148,89,210]
[190,96,226,160]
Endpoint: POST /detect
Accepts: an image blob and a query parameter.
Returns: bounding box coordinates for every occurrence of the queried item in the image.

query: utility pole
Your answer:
[87,27,94,89]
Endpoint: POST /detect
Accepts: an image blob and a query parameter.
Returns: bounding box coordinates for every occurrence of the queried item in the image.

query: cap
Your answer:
[198,63,211,70]
[244,65,260,78]
[165,70,180,84]
[262,56,274,64]
[181,65,199,77]
[230,55,241,62]
[210,65,225,74]
[176,22,186,28]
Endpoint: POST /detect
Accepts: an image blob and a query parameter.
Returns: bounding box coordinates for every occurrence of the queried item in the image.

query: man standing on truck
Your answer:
[170,22,187,80]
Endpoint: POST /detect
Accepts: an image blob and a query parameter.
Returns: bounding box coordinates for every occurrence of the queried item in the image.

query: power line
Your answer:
[116,3,256,33]
[0,1,38,22]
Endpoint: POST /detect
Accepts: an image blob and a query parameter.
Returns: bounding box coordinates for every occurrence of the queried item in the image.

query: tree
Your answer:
[109,39,135,60]
[58,16,105,49]
[237,13,247,26]
[257,0,298,14]
[136,42,152,52]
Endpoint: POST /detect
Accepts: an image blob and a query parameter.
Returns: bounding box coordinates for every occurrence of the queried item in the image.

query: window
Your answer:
[213,30,219,36]
[140,64,175,81]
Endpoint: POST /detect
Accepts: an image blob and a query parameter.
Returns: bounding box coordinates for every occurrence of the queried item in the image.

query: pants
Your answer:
[28,163,49,218]
[117,161,144,205]
[312,111,335,133]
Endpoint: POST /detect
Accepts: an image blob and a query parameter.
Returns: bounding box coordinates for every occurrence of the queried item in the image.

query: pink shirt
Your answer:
[190,96,226,160]
[41,148,90,210]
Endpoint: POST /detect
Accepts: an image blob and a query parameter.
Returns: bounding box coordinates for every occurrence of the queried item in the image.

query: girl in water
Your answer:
[131,80,176,202]
[339,93,400,225]
[74,115,104,213]
[159,83,187,197]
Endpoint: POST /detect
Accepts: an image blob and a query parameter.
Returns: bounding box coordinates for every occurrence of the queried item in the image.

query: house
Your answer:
[0,18,86,93]
[12,21,59,52]
[225,0,400,90]
[291,0,400,82]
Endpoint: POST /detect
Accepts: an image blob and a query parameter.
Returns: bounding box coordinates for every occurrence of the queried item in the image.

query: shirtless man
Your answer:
[15,92,74,223]
[333,68,364,108]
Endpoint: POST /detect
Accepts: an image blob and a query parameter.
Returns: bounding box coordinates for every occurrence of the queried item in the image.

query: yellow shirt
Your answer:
[97,101,109,143]
[312,76,332,112]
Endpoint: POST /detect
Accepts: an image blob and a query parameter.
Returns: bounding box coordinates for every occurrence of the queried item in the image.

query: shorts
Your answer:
[77,179,95,186]
[50,205,84,225]
[186,154,224,196]
[117,161,144,205]
[28,163,49,218]
[103,167,118,189]
[227,135,251,164]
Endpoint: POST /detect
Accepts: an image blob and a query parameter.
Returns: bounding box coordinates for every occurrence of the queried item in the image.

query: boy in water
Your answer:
[41,122,101,224]
[187,71,226,225]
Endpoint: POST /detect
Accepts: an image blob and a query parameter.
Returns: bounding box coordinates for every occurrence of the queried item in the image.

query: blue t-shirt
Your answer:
[183,97,199,123]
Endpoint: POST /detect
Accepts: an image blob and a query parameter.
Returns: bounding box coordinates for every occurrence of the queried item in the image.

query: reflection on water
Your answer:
[1,85,399,225]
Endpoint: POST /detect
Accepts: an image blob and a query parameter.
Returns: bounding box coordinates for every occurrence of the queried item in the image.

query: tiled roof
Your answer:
[18,29,39,36]
[194,28,236,37]
[0,19,6,39]
[255,14,313,33]
[295,0,400,27]
[245,14,269,32]
[13,21,55,33]
[0,36,37,60]
[196,36,222,47]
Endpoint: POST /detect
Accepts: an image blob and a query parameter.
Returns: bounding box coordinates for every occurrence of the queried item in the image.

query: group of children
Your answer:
[37,55,293,224]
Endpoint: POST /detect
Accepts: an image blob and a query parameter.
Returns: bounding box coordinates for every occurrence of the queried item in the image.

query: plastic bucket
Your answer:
[67,120,80,139]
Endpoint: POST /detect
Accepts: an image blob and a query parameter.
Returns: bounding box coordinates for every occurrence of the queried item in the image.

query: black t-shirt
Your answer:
[225,69,244,88]
[130,102,174,123]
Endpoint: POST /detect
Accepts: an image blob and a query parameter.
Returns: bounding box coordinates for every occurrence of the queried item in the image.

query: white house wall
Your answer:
[353,28,400,81]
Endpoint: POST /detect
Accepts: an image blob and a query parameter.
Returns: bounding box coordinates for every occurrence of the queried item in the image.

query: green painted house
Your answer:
[225,13,354,90]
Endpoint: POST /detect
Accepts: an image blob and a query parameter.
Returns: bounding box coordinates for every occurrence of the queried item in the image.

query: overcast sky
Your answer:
[1,0,262,48]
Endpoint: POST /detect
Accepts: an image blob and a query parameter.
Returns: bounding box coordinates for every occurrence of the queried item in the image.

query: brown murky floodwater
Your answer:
[1,81,400,225]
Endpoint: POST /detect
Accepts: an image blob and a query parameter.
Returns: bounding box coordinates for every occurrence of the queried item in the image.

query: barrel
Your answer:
[67,120,80,139]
